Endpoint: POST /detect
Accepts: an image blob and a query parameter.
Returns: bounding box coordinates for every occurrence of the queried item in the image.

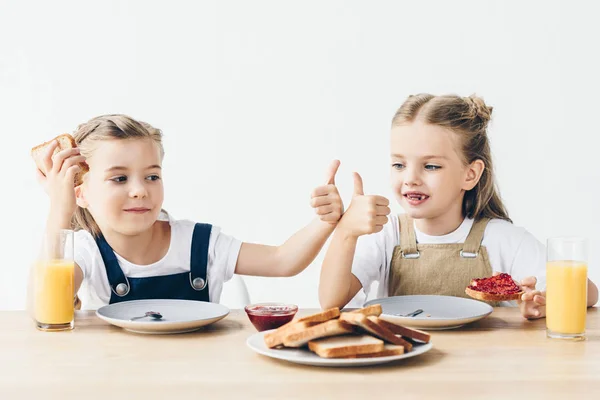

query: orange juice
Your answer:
[546,260,587,335]
[34,259,75,327]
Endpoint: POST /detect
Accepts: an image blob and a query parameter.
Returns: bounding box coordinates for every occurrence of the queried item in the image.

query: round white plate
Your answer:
[246,331,433,367]
[365,295,493,330]
[96,299,229,334]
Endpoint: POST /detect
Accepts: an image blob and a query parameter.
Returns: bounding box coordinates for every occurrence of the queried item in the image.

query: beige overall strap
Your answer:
[399,214,419,257]
[461,218,491,257]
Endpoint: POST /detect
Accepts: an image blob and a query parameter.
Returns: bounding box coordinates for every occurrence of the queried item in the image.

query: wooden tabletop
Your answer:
[0,307,598,399]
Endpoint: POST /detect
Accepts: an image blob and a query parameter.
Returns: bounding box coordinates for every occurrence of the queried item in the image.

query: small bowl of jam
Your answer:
[244,303,298,332]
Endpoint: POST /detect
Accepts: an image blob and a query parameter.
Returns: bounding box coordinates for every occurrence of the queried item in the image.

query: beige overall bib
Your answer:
[388,214,496,304]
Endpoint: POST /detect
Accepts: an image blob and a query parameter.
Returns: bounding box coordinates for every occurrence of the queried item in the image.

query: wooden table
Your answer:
[1,308,598,399]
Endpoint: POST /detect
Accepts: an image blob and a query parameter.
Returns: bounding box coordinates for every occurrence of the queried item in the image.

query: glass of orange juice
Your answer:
[34,229,75,331]
[546,237,588,340]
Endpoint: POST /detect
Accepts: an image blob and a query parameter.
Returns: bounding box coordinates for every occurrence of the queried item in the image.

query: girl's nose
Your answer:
[129,181,148,198]
[404,168,422,186]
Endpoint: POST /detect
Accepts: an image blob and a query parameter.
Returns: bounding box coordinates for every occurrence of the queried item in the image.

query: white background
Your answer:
[1,0,599,309]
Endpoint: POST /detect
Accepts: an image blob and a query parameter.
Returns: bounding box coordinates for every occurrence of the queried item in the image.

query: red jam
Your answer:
[244,304,298,332]
[469,273,521,294]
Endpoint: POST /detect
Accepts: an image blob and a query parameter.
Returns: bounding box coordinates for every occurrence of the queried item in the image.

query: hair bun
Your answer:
[466,94,493,130]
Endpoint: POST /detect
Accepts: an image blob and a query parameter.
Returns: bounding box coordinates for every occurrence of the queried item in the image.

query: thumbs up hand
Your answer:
[338,172,391,237]
[310,160,344,224]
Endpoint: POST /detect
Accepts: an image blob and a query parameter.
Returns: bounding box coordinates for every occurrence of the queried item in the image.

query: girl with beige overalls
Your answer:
[319,94,598,319]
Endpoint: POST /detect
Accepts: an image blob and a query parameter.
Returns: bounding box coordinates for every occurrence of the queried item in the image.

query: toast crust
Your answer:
[31,134,76,156]
[283,319,354,348]
[376,317,431,343]
[341,344,405,359]
[339,313,408,347]
[308,335,384,358]
[296,307,340,324]
[349,304,382,317]
[465,286,522,302]
[264,321,315,349]
[366,316,413,351]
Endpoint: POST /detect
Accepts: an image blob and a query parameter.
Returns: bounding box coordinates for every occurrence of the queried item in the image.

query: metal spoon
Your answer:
[130,311,163,321]
[398,309,424,318]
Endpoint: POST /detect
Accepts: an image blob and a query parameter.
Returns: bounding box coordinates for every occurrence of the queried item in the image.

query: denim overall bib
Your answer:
[95,223,212,304]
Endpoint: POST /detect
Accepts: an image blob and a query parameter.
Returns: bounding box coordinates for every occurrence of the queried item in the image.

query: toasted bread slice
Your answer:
[295,307,340,324]
[366,316,413,351]
[264,321,316,349]
[465,287,522,301]
[376,317,431,343]
[465,273,523,302]
[349,304,382,317]
[341,344,405,359]
[31,133,89,185]
[308,335,384,358]
[283,319,354,348]
[339,312,408,347]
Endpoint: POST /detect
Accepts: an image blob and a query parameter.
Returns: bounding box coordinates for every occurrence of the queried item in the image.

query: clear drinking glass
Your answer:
[546,237,588,340]
[34,229,75,331]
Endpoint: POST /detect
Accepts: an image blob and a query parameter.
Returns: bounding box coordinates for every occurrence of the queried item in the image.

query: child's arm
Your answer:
[319,172,390,309]
[234,161,344,277]
[27,141,86,315]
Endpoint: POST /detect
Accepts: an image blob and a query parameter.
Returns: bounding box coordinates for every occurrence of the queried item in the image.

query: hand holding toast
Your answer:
[337,172,390,237]
[34,139,86,218]
[517,276,546,319]
[310,160,344,224]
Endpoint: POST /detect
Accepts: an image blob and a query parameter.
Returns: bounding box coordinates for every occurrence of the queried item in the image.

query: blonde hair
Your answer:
[391,94,511,222]
[71,114,164,237]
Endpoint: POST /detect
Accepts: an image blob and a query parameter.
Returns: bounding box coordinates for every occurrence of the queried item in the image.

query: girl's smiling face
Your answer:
[390,121,482,223]
[76,138,164,236]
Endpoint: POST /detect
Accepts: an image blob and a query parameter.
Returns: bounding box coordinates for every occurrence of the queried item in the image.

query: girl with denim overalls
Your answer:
[319,94,598,318]
[31,114,344,308]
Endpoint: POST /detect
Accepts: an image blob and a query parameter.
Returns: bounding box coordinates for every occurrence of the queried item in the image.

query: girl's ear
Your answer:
[75,185,88,208]
[463,159,485,191]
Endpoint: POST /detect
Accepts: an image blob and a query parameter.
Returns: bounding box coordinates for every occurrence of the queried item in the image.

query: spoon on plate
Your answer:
[130,311,163,321]
[397,309,424,318]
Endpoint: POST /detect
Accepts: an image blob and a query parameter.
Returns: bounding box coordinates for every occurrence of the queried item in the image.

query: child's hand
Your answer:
[36,140,86,218]
[338,172,390,237]
[517,276,546,319]
[311,160,344,224]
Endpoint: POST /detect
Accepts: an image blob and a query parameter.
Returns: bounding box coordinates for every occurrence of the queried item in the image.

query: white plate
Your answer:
[365,295,493,330]
[96,299,229,334]
[246,331,433,367]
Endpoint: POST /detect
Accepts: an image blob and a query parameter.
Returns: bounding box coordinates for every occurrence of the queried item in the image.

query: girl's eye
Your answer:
[392,163,405,170]
[147,175,161,181]
[110,176,127,183]
[425,164,441,171]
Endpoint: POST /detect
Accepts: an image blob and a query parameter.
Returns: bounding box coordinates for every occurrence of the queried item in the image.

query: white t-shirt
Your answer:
[74,211,242,309]
[351,214,546,304]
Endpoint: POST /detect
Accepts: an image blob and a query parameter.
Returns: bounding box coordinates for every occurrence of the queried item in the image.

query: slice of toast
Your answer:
[366,316,414,351]
[282,319,354,348]
[349,304,382,317]
[465,273,523,302]
[308,335,384,358]
[31,133,89,186]
[376,317,431,343]
[264,321,316,349]
[339,312,409,347]
[341,343,405,359]
[295,307,340,324]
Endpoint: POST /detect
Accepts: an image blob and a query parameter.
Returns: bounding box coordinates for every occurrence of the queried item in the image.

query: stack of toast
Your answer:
[263,304,431,359]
